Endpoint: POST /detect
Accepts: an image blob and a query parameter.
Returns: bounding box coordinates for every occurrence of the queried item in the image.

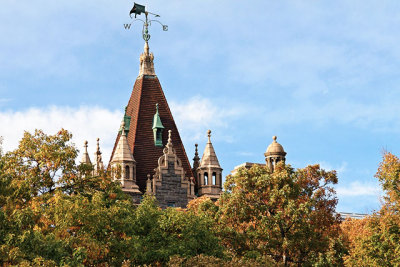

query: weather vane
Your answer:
[126,3,168,42]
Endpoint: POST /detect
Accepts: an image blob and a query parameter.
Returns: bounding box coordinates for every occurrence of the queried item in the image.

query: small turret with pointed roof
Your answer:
[81,140,92,165]
[112,121,136,163]
[264,136,286,172]
[200,130,221,169]
[110,121,140,194]
[196,130,223,200]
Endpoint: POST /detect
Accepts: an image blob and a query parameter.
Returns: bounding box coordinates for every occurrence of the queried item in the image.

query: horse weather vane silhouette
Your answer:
[124,3,168,42]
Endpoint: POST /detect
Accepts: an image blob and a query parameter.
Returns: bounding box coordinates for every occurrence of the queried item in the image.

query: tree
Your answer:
[215,163,341,265]
[0,129,224,266]
[342,152,400,266]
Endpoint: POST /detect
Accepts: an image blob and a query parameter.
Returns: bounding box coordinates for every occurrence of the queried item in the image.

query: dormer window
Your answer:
[152,103,165,147]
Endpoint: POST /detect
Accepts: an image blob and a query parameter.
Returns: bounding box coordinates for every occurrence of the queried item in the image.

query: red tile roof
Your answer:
[111,75,194,192]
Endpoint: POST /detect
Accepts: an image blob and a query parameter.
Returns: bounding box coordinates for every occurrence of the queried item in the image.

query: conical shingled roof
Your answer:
[110,43,193,192]
[111,122,135,163]
[81,141,91,165]
[200,130,221,168]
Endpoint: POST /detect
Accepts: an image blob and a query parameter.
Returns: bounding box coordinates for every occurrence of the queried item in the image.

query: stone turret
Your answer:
[110,121,141,194]
[264,136,286,172]
[196,130,222,200]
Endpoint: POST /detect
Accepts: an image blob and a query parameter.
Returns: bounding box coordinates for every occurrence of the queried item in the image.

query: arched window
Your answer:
[212,172,217,185]
[125,166,130,179]
[204,172,208,185]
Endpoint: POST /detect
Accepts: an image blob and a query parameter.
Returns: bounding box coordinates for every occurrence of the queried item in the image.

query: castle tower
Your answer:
[110,121,141,195]
[264,136,286,172]
[110,40,193,192]
[196,130,222,200]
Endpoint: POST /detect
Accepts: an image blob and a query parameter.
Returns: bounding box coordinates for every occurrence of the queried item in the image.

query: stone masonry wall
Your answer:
[155,161,188,209]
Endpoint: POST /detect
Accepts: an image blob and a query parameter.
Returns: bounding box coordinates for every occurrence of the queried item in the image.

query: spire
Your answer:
[111,121,136,163]
[192,143,200,170]
[200,130,221,168]
[139,41,155,76]
[94,138,104,171]
[81,140,92,165]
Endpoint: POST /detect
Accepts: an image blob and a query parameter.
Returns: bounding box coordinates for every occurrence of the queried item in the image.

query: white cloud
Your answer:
[336,181,382,197]
[170,96,245,142]
[0,98,238,163]
[319,161,348,174]
[0,106,122,164]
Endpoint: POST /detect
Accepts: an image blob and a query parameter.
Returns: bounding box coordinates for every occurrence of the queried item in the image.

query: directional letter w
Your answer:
[124,24,131,30]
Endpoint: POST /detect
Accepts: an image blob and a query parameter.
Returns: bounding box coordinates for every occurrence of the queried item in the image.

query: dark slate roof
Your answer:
[111,75,194,192]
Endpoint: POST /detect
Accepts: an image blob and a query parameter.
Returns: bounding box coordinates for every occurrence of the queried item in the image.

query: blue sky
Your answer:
[2,0,400,213]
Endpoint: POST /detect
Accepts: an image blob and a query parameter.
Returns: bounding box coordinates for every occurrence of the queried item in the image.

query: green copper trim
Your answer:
[152,103,164,147]
[119,106,131,135]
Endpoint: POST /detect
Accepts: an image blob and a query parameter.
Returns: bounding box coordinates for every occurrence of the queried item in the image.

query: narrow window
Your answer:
[125,166,130,179]
[212,172,217,185]
[204,172,208,185]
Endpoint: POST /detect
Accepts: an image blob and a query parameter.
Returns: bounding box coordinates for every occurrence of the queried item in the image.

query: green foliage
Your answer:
[0,129,224,266]
[131,195,223,265]
[215,163,341,265]
[342,152,400,265]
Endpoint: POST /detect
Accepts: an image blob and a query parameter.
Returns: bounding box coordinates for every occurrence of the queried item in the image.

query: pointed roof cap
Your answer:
[139,41,156,76]
[200,130,221,168]
[81,140,92,165]
[152,103,164,129]
[265,136,286,156]
[112,121,136,163]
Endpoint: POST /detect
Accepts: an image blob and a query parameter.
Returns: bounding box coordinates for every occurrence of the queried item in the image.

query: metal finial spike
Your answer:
[156,103,159,112]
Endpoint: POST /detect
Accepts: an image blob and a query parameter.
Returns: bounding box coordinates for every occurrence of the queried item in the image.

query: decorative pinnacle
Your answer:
[207,130,212,143]
[195,144,198,155]
[273,136,277,142]
[147,174,151,180]
[168,130,172,144]
[84,140,88,149]
[121,121,126,136]
[96,138,101,154]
